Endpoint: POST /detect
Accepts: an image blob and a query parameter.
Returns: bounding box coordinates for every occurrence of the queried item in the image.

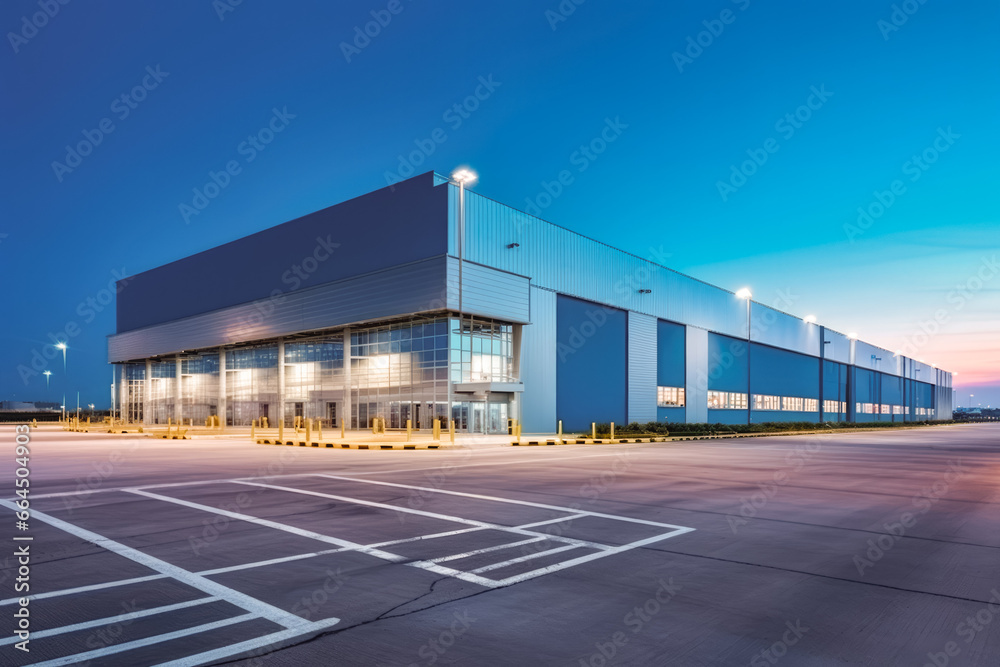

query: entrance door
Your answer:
[327,402,338,426]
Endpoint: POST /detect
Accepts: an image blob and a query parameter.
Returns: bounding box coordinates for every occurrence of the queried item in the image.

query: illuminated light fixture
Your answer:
[55,342,67,350]
[803,315,817,324]
[847,332,858,340]
[735,287,752,299]
[894,350,902,356]
[451,168,478,186]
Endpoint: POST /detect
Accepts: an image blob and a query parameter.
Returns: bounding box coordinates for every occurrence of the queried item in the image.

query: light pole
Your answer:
[56,342,67,371]
[43,370,51,391]
[735,288,752,424]
[451,167,478,432]
[970,394,974,409]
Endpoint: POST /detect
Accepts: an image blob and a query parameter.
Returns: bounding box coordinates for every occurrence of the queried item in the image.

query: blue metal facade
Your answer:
[109,171,953,431]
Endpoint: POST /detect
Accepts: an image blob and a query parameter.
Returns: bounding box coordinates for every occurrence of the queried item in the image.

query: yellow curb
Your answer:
[256,439,449,450]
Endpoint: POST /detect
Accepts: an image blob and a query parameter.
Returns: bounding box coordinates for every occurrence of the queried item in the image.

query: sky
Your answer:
[1,0,997,409]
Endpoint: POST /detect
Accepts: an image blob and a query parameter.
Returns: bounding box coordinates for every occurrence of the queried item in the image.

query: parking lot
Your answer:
[3,423,999,666]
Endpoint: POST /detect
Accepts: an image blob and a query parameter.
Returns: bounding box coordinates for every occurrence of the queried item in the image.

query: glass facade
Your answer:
[115,314,517,433]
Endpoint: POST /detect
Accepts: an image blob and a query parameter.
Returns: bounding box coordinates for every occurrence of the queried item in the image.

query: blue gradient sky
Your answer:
[2,0,997,409]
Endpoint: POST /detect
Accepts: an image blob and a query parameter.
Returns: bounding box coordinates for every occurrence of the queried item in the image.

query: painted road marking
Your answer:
[0,597,220,646]
[0,499,312,631]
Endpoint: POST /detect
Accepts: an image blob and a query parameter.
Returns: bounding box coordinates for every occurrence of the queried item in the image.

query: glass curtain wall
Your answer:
[284,336,344,427]
[180,354,219,425]
[123,363,145,423]
[148,360,176,424]
[351,319,450,429]
[226,345,278,426]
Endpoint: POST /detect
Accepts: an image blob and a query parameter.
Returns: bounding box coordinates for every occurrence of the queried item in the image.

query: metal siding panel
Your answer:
[108,257,448,361]
[459,190,746,338]
[751,304,820,357]
[628,312,657,423]
[118,172,448,333]
[685,326,708,424]
[445,258,530,324]
[520,287,556,432]
[823,329,851,364]
[855,341,902,377]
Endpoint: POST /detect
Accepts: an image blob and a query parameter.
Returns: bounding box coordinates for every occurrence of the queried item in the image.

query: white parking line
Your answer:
[0,499,314,631]
[470,544,580,574]
[0,574,167,607]
[314,474,692,529]
[126,488,411,564]
[429,537,548,564]
[0,597,219,646]
[154,617,341,667]
[27,613,257,667]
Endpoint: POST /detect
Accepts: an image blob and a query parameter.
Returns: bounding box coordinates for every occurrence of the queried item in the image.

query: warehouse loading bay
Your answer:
[3,423,999,666]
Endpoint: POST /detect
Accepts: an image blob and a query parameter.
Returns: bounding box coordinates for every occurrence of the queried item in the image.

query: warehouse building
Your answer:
[108,171,953,432]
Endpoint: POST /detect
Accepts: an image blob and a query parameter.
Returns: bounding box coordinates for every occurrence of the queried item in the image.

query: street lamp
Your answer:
[803,315,817,324]
[735,288,752,424]
[43,370,51,390]
[451,167,478,432]
[56,342,67,371]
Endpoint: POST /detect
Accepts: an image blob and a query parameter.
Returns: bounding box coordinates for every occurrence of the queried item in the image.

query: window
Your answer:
[804,398,819,412]
[754,394,780,411]
[823,399,846,414]
[880,404,891,415]
[782,396,804,412]
[708,391,747,410]
[657,386,685,407]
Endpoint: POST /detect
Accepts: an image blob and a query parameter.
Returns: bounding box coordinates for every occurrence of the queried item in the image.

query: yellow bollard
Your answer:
[306,418,313,445]
[406,419,412,442]
[340,420,345,439]
[317,420,323,442]
[591,422,596,440]
[450,419,456,443]
[610,422,615,439]
[433,418,440,440]
[251,419,256,440]
[558,419,563,444]
[279,419,285,443]
[516,421,521,445]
